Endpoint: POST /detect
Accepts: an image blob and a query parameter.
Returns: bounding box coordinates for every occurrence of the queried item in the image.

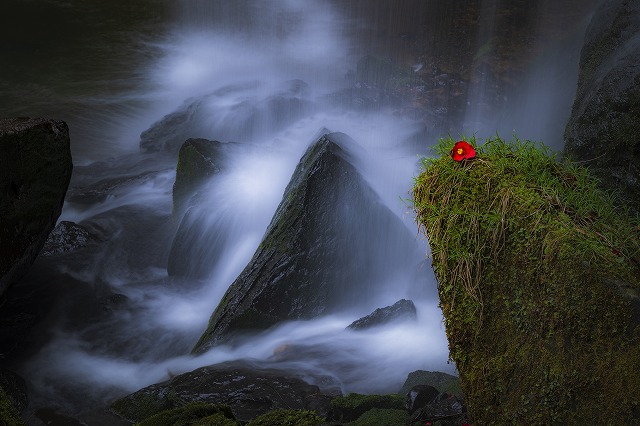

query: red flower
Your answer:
[450,140,476,161]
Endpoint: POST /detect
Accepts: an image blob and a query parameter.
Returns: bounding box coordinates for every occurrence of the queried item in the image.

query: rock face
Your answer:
[110,361,332,423]
[564,0,640,209]
[0,117,72,298]
[167,138,235,277]
[414,137,640,424]
[346,299,417,330]
[193,132,420,353]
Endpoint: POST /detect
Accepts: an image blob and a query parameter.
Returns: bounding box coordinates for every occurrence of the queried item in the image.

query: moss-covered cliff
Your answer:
[413,136,640,424]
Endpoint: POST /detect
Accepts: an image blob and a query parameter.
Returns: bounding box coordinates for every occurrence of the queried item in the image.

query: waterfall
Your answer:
[0,0,596,421]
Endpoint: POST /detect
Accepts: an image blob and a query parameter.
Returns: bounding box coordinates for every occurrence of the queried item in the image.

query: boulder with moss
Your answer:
[193,132,422,352]
[413,136,640,424]
[327,393,405,423]
[564,0,640,210]
[0,117,73,299]
[111,361,332,424]
[246,409,324,426]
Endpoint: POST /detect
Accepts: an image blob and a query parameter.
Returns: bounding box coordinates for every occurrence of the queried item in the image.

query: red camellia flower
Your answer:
[450,140,476,161]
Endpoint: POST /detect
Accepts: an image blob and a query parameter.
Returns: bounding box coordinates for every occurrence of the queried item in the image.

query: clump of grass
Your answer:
[412,135,640,424]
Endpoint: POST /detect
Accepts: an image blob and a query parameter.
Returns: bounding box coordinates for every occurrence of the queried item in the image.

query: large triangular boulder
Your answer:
[193,132,420,352]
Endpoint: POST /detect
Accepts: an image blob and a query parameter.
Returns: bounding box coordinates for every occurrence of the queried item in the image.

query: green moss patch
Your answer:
[413,136,640,424]
[329,393,405,423]
[134,402,238,426]
[245,409,324,426]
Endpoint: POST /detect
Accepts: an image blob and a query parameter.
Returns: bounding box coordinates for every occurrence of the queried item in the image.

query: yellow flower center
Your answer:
[457,148,464,155]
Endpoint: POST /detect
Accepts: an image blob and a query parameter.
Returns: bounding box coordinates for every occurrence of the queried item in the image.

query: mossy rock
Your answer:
[111,389,182,423]
[0,385,25,426]
[398,370,462,398]
[134,402,238,426]
[413,136,640,424]
[328,393,405,423]
[245,409,324,426]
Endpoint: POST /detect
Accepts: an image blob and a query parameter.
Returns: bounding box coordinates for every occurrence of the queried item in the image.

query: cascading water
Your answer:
[0,0,597,423]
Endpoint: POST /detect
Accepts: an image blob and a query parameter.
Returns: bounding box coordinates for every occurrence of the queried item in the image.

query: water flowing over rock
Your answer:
[110,361,332,423]
[193,132,421,353]
[346,299,417,330]
[0,118,72,298]
[564,0,640,209]
[140,80,312,153]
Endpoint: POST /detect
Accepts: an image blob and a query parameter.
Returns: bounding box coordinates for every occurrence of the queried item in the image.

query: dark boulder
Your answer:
[564,0,640,209]
[192,132,421,352]
[172,138,230,216]
[0,117,72,298]
[168,138,246,277]
[110,361,332,423]
[347,299,417,330]
[399,370,462,398]
[405,385,439,415]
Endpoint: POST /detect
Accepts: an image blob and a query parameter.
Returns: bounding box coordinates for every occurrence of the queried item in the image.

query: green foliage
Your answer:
[111,390,182,423]
[413,135,640,424]
[329,393,405,422]
[134,403,238,426]
[245,409,324,426]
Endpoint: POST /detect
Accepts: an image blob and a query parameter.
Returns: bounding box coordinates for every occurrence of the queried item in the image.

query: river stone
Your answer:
[564,0,640,209]
[0,117,72,298]
[346,299,417,330]
[172,138,229,216]
[193,132,420,353]
[110,361,332,423]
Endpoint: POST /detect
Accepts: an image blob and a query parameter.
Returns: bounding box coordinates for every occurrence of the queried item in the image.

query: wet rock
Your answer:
[399,370,462,398]
[347,299,417,330]
[41,221,99,256]
[564,0,640,210]
[110,361,333,423]
[140,80,312,153]
[192,132,422,352]
[0,117,73,298]
[172,138,230,216]
[405,385,439,415]
[408,392,467,425]
[327,393,405,423]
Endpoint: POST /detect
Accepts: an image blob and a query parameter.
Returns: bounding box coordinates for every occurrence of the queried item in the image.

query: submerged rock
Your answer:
[140,80,312,153]
[41,221,99,256]
[347,299,417,330]
[110,361,332,423]
[0,117,72,298]
[193,132,421,352]
[564,0,640,210]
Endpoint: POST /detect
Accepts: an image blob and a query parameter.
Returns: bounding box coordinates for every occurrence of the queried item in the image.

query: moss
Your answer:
[329,393,405,422]
[134,403,238,426]
[111,389,182,423]
[0,385,25,425]
[345,408,408,425]
[413,136,640,424]
[245,409,324,426]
